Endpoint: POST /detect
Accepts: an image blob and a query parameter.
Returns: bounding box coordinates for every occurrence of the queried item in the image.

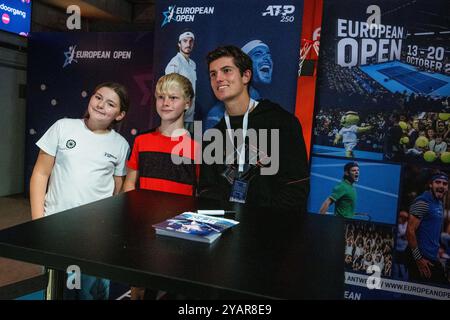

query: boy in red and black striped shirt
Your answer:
[124,73,199,196]
[123,73,199,300]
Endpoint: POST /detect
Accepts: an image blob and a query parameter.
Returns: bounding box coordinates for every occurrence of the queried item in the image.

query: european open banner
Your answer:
[308,0,450,300]
[25,32,154,191]
[312,0,450,163]
[153,0,303,127]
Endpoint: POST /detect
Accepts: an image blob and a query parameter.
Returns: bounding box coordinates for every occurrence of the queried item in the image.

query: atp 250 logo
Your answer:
[262,5,295,22]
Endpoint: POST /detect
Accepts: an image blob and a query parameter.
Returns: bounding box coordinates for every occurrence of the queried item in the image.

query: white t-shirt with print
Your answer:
[339,125,358,144]
[36,118,130,216]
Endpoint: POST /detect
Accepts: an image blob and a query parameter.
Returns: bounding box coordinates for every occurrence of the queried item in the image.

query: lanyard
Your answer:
[224,99,256,172]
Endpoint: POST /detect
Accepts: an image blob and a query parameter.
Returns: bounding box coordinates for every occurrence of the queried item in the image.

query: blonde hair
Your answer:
[155,73,194,102]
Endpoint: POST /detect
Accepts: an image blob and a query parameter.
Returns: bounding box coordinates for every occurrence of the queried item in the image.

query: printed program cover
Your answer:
[153,212,239,244]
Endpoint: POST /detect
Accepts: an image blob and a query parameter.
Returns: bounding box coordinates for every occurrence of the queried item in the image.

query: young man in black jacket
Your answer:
[198,45,309,212]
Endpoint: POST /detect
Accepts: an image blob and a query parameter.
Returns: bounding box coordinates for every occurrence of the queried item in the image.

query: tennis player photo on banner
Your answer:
[153,0,304,131]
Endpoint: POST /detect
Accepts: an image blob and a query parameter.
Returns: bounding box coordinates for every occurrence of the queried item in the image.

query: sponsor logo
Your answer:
[261,5,295,23]
[63,45,78,68]
[161,5,214,27]
[66,139,76,149]
[0,3,27,19]
[63,45,132,68]
[1,13,9,24]
[104,152,117,160]
[161,5,176,27]
[262,5,295,17]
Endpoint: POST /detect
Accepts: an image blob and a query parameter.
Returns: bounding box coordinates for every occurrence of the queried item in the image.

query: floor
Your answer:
[0,194,45,299]
[0,194,131,299]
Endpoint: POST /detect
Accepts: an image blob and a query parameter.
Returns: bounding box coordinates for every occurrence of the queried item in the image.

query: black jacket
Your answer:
[198,99,310,212]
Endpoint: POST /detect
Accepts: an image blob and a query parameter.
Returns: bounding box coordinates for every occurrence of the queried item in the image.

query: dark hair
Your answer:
[94,82,130,114]
[344,162,359,172]
[206,45,253,84]
[84,82,130,125]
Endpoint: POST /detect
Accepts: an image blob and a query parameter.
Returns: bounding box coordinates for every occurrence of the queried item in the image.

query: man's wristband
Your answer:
[412,247,423,261]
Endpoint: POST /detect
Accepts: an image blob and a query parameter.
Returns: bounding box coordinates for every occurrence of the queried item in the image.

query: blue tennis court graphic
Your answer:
[312,145,383,161]
[360,61,450,97]
[308,156,401,224]
[378,66,447,95]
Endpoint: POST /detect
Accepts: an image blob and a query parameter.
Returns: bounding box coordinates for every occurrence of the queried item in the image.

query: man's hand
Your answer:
[416,258,433,278]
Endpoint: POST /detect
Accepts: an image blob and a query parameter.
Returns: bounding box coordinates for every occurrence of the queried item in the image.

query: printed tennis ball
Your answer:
[415,136,429,148]
[438,113,450,121]
[423,151,437,162]
[399,121,407,130]
[400,136,409,145]
[441,151,450,163]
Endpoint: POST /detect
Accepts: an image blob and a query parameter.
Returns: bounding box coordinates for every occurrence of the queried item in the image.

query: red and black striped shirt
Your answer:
[127,129,199,196]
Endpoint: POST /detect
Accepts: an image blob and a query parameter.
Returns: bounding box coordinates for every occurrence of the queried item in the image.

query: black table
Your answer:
[0,190,344,299]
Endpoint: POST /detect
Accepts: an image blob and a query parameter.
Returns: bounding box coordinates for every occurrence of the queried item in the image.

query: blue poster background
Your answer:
[309,0,450,300]
[153,0,303,123]
[25,32,154,190]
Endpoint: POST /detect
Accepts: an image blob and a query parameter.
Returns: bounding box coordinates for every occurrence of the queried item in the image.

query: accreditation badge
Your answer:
[229,179,249,204]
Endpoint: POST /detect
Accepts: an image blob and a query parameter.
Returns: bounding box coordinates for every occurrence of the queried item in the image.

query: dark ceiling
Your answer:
[33,0,156,31]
